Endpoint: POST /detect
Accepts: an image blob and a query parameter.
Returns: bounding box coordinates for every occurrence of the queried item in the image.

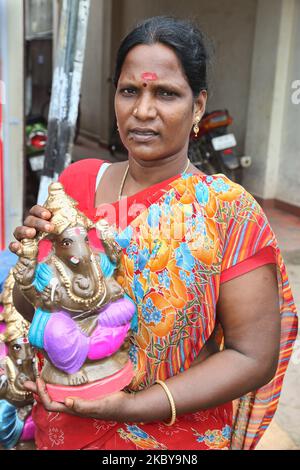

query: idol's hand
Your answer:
[13,256,36,286]
[23,378,136,421]
[9,205,54,255]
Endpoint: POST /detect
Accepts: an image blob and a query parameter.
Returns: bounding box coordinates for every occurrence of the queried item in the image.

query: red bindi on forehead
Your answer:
[141,72,158,81]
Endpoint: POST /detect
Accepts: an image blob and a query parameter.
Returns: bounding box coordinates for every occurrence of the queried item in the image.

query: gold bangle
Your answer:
[155,380,176,426]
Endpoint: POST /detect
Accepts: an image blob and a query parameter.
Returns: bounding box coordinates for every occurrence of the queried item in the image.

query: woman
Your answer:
[10,17,297,450]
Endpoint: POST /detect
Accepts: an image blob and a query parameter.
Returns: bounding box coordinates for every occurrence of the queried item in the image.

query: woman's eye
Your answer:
[120,88,136,96]
[158,89,177,98]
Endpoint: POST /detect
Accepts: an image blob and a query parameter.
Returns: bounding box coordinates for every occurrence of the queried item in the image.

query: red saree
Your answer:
[33,159,298,450]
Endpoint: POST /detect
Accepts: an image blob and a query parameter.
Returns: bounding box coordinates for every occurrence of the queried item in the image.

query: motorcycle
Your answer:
[188,109,251,182]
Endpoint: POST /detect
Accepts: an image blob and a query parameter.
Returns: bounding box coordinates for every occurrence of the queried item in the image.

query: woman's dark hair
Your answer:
[114,16,210,98]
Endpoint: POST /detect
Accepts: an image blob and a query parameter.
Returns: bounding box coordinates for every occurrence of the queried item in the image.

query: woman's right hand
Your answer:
[9,205,54,255]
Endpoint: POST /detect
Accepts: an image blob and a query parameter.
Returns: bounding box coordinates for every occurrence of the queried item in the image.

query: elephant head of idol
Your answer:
[12,182,121,316]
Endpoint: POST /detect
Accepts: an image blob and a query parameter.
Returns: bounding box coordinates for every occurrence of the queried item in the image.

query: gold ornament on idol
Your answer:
[193,116,201,137]
[0,271,30,343]
[118,159,190,201]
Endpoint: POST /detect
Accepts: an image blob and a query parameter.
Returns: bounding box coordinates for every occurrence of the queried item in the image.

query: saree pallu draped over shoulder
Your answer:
[33,159,298,450]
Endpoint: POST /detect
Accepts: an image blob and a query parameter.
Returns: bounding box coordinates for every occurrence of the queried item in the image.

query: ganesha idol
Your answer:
[13,182,136,402]
[0,271,36,449]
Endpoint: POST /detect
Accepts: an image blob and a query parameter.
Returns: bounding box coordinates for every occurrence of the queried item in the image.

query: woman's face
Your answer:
[115,43,206,163]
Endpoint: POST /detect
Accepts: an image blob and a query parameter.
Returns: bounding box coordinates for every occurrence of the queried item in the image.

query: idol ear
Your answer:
[95,220,123,266]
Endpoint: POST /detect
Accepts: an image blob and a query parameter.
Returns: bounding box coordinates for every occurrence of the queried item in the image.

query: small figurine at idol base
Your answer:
[0,271,36,449]
[13,182,136,402]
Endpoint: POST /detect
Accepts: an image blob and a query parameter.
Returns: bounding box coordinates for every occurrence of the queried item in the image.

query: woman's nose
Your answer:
[134,92,157,120]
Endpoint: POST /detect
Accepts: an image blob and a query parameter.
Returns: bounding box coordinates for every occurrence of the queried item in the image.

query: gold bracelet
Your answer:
[155,380,176,426]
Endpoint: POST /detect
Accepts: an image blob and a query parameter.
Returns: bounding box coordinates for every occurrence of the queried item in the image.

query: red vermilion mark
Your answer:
[75,227,81,236]
[141,72,158,81]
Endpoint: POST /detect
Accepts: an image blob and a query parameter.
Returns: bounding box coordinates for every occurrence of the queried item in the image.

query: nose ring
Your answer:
[133,107,138,116]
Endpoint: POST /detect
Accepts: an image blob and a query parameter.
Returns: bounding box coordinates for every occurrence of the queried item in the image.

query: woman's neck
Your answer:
[125,153,190,191]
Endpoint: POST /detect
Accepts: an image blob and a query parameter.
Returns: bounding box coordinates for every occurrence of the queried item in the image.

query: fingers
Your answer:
[34,378,63,411]
[33,378,76,414]
[24,215,54,235]
[25,378,106,417]
[23,380,38,394]
[13,218,53,241]
[29,205,52,220]
[12,205,54,243]
[13,225,36,242]
[36,377,55,408]
[63,396,95,416]
[9,241,21,254]
[64,391,127,420]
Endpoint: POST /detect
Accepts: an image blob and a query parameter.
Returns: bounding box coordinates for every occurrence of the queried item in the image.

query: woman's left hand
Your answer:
[23,378,135,421]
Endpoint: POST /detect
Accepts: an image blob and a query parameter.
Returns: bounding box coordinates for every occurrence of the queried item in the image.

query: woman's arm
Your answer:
[129,263,281,422]
[24,263,281,422]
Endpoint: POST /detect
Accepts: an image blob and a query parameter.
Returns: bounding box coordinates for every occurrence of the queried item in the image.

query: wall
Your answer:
[243,0,282,197]
[276,1,300,207]
[0,0,24,245]
[81,0,257,152]
[79,0,113,143]
[112,0,257,153]
[243,0,300,208]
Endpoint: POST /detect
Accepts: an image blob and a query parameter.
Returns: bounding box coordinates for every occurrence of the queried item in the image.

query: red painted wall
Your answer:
[0,82,5,249]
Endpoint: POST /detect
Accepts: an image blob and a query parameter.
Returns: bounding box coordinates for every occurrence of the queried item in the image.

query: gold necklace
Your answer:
[118,159,190,201]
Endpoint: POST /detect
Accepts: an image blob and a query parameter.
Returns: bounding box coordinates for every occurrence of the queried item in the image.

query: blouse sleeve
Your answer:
[58,158,105,202]
[220,246,276,283]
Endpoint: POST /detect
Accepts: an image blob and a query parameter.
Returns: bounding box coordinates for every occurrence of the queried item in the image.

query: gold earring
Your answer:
[193,117,200,137]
